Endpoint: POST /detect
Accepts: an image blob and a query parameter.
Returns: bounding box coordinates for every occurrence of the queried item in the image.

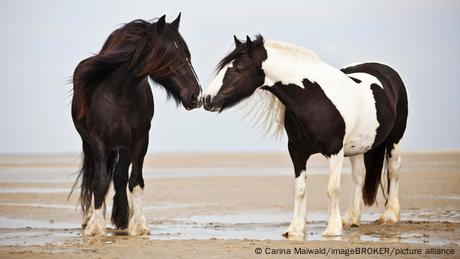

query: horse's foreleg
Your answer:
[343,154,365,227]
[323,149,344,237]
[84,143,110,236]
[379,142,401,224]
[283,142,308,240]
[127,138,150,235]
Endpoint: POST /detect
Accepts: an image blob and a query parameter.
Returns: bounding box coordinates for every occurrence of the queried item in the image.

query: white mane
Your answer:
[240,88,286,139]
[264,40,320,62]
[241,41,321,139]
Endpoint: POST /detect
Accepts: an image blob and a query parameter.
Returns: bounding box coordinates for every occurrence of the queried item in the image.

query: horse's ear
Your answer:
[246,36,252,45]
[157,15,166,33]
[234,35,242,47]
[246,36,253,54]
[171,12,181,30]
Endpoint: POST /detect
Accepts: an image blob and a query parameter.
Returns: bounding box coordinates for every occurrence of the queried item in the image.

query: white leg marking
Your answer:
[82,196,94,229]
[128,186,150,235]
[379,143,401,224]
[343,155,365,227]
[323,149,344,237]
[284,170,307,239]
[83,208,106,236]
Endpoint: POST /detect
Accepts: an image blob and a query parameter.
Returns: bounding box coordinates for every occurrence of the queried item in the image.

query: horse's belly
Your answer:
[343,131,374,156]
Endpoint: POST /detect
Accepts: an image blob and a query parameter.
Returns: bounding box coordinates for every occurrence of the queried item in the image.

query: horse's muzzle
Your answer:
[203,95,219,112]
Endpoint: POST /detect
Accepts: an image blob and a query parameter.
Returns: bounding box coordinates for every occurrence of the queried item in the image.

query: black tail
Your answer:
[69,141,94,215]
[363,142,388,206]
[111,149,130,229]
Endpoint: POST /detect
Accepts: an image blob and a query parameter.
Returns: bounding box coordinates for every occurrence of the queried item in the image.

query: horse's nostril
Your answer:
[191,93,198,101]
[204,95,212,105]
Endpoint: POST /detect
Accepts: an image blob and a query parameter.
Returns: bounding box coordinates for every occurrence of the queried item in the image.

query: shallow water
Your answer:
[0,210,458,247]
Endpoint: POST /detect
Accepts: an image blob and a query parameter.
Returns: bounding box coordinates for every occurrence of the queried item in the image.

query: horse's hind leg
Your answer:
[111,150,130,229]
[283,142,309,239]
[343,154,365,227]
[323,148,344,237]
[378,142,401,224]
[84,143,110,236]
[128,137,150,235]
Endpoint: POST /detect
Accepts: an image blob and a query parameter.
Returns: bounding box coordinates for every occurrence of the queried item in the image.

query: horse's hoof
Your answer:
[83,222,106,236]
[83,209,105,236]
[128,224,150,236]
[378,210,400,225]
[322,227,342,237]
[128,217,150,236]
[282,231,305,241]
[282,223,306,240]
[342,215,360,228]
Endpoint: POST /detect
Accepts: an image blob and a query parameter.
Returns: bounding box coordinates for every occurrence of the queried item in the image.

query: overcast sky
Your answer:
[0,0,459,154]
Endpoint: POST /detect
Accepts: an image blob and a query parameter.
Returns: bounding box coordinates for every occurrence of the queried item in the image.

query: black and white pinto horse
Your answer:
[71,14,202,236]
[204,35,408,238]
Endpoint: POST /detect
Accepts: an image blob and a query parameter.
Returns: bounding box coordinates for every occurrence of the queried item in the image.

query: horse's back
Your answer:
[341,62,408,147]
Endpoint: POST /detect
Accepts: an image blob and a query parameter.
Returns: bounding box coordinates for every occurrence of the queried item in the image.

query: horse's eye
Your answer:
[235,64,245,73]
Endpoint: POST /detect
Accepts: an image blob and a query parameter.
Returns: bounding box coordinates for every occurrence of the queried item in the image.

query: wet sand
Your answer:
[0,152,459,258]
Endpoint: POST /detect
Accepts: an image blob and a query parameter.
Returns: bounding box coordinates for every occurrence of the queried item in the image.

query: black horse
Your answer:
[71,14,202,236]
[204,35,408,239]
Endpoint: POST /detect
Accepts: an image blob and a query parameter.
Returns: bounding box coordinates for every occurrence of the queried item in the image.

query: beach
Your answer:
[0,151,459,258]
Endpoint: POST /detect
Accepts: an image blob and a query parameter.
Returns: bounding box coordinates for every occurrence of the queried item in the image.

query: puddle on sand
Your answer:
[0,217,80,229]
[0,229,81,246]
[0,211,459,247]
[149,211,460,246]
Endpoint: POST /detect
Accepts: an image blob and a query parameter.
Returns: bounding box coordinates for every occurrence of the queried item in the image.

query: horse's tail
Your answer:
[362,142,388,206]
[69,141,94,216]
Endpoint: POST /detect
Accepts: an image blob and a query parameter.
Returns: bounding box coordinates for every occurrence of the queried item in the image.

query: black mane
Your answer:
[73,18,190,119]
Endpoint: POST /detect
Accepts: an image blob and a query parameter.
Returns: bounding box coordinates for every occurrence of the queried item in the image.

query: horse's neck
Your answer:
[261,45,350,108]
[260,45,336,113]
[262,45,323,87]
[262,45,340,88]
[105,62,146,94]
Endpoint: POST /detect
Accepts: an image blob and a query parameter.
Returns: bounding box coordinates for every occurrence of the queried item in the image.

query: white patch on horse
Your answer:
[83,208,106,236]
[205,63,233,97]
[379,142,401,224]
[82,195,95,228]
[284,170,307,238]
[128,186,150,235]
[262,41,320,88]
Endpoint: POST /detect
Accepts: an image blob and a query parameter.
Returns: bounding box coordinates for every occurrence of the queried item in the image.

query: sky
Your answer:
[0,0,459,154]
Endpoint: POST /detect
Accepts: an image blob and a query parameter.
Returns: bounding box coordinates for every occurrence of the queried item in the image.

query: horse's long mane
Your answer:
[73,19,188,119]
[240,88,286,139]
